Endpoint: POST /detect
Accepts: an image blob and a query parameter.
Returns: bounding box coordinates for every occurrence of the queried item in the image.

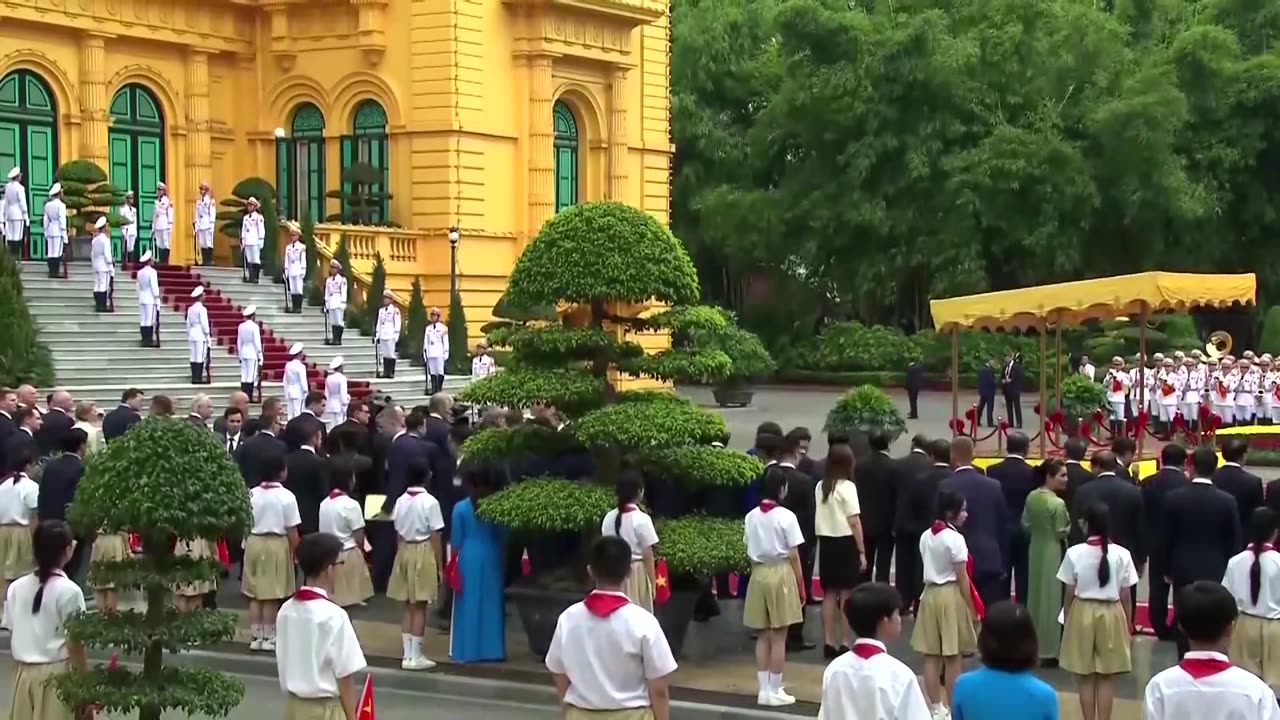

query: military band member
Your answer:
[187,286,212,385]
[2,167,28,258]
[284,343,309,421]
[324,260,347,346]
[1104,357,1131,437]
[1237,358,1260,426]
[283,222,306,313]
[423,307,449,395]
[238,306,264,398]
[1182,355,1205,431]
[376,291,401,379]
[241,197,265,284]
[472,342,496,379]
[1157,357,1182,427]
[194,182,216,267]
[89,216,114,312]
[135,251,159,347]
[1142,354,1161,419]
[1263,356,1280,425]
[324,357,349,428]
[41,183,65,279]
[152,183,174,265]
[119,191,138,264]
[1212,358,1238,426]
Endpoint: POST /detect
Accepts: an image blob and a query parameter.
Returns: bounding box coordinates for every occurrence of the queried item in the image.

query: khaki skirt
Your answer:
[911,582,977,657]
[1229,613,1280,686]
[387,540,438,604]
[242,534,295,601]
[285,695,344,720]
[173,539,217,597]
[0,524,33,580]
[566,708,655,720]
[743,561,803,631]
[9,660,73,720]
[332,547,374,608]
[622,560,655,613]
[89,533,130,590]
[1060,598,1132,676]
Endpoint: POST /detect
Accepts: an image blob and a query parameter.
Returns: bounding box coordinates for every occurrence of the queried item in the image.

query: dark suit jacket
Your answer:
[1213,464,1264,539]
[895,464,950,538]
[977,366,996,399]
[236,430,286,488]
[4,429,35,470]
[897,449,932,485]
[284,411,327,452]
[37,453,83,522]
[775,463,816,543]
[1063,460,1093,530]
[381,432,434,515]
[326,420,371,457]
[940,467,1008,577]
[100,405,139,444]
[1072,472,1146,565]
[219,432,245,456]
[0,410,12,469]
[1265,478,1280,514]
[1162,480,1241,584]
[184,414,209,431]
[1002,361,1025,394]
[35,408,74,458]
[905,362,925,391]
[285,447,330,535]
[213,415,261,437]
[424,414,452,450]
[853,452,897,539]
[985,456,1038,535]
[1141,466,1188,567]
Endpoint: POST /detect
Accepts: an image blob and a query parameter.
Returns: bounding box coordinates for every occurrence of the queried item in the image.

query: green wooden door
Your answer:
[277,103,326,223]
[0,71,58,259]
[553,101,579,213]
[108,84,165,261]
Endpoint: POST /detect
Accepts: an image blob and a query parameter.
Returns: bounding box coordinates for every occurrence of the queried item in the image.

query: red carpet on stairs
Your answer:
[132,264,370,399]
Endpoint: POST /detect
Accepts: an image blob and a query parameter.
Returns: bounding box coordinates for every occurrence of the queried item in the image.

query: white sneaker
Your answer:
[775,688,796,704]
[249,639,263,652]
[761,691,796,707]
[756,691,770,706]
[932,705,951,720]
[401,656,436,671]
[260,639,276,653]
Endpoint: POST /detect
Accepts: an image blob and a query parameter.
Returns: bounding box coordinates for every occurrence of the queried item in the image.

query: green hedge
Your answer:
[776,321,1042,377]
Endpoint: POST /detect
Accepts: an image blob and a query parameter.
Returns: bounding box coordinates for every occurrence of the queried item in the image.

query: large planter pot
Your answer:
[506,584,581,659]
[712,383,754,408]
[653,589,699,659]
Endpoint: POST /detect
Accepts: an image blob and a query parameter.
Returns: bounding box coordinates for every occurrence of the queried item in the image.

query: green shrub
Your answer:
[401,278,427,364]
[54,160,126,237]
[474,477,613,534]
[638,306,774,385]
[1059,374,1107,422]
[1260,306,1280,357]
[656,516,749,577]
[802,322,921,373]
[824,385,908,445]
[365,253,387,333]
[0,245,53,386]
[447,290,470,375]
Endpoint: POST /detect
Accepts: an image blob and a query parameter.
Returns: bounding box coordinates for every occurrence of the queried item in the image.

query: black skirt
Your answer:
[818,535,859,591]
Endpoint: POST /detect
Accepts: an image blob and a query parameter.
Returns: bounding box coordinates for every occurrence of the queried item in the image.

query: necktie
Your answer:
[227,437,234,453]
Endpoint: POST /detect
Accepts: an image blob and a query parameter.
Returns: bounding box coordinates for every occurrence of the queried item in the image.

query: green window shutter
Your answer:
[552,101,579,213]
[340,135,352,223]
[289,103,326,223]
[0,71,60,258]
[276,139,291,221]
[108,84,165,257]
[352,100,389,224]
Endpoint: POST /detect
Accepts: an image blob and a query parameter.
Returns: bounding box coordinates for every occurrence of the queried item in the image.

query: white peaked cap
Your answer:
[330,259,341,269]
[94,216,107,229]
[242,305,257,317]
[190,286,205,298]
[139,251,152,264]
[48,183,61,196]
[289,342,304,356]
[7,167,19,179]
[246,197,259,205]
[329,356,344,370]
[156,182,167,190]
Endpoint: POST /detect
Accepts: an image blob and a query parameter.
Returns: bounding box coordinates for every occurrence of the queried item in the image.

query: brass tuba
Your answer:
[1205,330,1233,360]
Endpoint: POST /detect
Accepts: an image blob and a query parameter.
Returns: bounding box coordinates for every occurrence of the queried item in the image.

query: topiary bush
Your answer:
[325,162,393,225]
[655,516,750,578]
[824,385,908,455]
[363,253,387,337]
[55,417,250,720]
[217,178,280,278]
[401,278,427,365]
[447,290,469,375]
[0,244,54,386]
[54,160,126,238]
[1059,374,1108,427]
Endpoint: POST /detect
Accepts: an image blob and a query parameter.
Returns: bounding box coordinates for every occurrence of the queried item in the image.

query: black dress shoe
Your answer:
[787,640,817,653]
[823,644,842,659]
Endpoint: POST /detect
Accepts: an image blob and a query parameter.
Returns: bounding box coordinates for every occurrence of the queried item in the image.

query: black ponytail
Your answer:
[30,521,73,614]
[1084,503,1112,587]
[1248,507,1279,605]
[614,471,644,536]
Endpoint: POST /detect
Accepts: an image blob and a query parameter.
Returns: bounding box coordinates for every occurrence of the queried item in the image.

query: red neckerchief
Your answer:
[930,521,954,535]
[328,490,346,500]
[294,587,332,603]
[1085,536,1107,546]
[261,482,281,489]
[406,488,425,496]
[583,591,630,618]
[1256,544,1276,553]
[759,500,778,513]
[622,504,639,513]
[1179,653,1232,680]
[851,641,885,660]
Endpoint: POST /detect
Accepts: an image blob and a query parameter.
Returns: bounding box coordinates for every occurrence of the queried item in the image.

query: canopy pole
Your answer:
[1138,303,1148,460]
[1039,321,1048,459]
[1054,317,1063,447]
[951,328,960,438]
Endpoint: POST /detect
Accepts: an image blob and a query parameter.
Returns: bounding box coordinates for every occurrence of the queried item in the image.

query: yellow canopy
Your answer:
[930,272,1256,331]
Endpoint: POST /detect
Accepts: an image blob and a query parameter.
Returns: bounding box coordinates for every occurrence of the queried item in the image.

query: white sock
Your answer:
[756,671,769,694]
[411,635,425,659]
[769,672,783,693]
[265,624,276,640]
[250,624,262,641]
[400,633,411,659]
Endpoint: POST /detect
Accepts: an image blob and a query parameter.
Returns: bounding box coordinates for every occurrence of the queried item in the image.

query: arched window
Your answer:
[553,101,579,212]
[108,84,165,260]
[276,103,326,223]
[0,70,58,258]
[340,99,389,224]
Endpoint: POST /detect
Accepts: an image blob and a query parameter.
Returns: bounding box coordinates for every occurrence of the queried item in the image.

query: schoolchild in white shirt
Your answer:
[1058,503,1138,720]
[545,536,677,720]
[601,471,659,612]
[276,533,368,720]
[5,521,86,720]
[317,456,374,608]
[388,457,445,671]
[910,489,978,718]
[743,468,807,707]
[0,446,40,621]
[243,452,302,652]
[1222,507,1280,685]
[818,582,930,720]
[1144,581,1280,720]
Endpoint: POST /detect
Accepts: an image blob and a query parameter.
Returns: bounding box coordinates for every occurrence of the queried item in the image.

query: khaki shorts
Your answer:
[910,582,977,657]
[387,540,438,604]
[1230,613,1280,686]
[743,561,802,630]
[1060,598,1132,676]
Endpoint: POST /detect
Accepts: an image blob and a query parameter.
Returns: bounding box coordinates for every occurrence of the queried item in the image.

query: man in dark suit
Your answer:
[1001,352,1025,428]
[185,395,213,431]
[905,360,924,419]
[1213,437,1263,541]
[896,433,932,481]
[785,427,817,478]
[212,391,252,436]
[423,395,453,449]
[37,429,89,581]
[101,388,143,444]
[0,387,16,470]
[976,360,997,427]
[894,438,952,611]
[854,430,897,584]
[1061,438,1092,541]
[985,431,1038,604]
[219,407,246,455]
[285,392,328,451]
[1163,446,1241,658]
[1142,443,1189,640]
[4,406,40,470]
[236,421,286,488]
[940,437,1007,606]
[285,423,330,536]
[35,390,74,460]
[1073,450,1146,615]
[1111,437,1137,484]
[775,433,816,651]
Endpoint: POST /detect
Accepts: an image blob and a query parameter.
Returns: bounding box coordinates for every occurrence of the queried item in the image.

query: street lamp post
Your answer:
[448,226,460,298]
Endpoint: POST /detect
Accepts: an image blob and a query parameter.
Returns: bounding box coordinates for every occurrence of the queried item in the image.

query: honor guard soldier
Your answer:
[241,197,265,283]
[194,182,216,267]
[2,167,28,258]
[187,286,212,385]
[152,183,173,265]
[284,343,309,420]
[1104,357,1131,437]
[1212,358,1238,426]
[118,191,138,264]
[41,183,65,279]
[283,221,306,313]
[1237,358,1260,426]
[324,357,349,428]
[89,216,114,312]
[324,260,347,345]
[238,306,264,398]
[471,342,495,379]
[422,307,448,395]
[376,291,401,378]
[135,251,159,347]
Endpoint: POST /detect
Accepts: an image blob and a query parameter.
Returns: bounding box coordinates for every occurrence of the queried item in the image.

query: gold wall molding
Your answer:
[5,0,254,55]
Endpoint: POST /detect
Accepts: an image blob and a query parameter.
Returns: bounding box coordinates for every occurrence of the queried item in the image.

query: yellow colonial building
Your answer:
[0,0,673,335]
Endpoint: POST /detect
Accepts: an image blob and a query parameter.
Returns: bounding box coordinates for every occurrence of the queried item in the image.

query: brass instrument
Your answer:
[1206,331,1233,361]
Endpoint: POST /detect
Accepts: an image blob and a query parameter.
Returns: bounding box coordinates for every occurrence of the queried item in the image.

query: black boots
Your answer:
[200,248,214,266]
[47,257,60,278]
[424,372,443,394]
[247,263,261,284]
[240,382,255,397]
[292,294,303,313]
[140,326,154,347]
[329,326,344,345]
[93,291,107,312]
[190,362,202,384]
[158,249,170,265]
[383,357,396,379]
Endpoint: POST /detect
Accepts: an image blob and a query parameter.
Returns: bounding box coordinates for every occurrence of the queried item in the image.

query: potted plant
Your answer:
[54,416,250,720]
[824,384,908,459]
[1059,374,1107,436]
[652,515,749,657]
[644,306,774,407]
[460,201,760,658]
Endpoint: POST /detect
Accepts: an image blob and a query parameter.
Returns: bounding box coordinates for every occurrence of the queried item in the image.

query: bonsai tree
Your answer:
[644,307,775,407]
[54,160,126,237]
[216,178,280,278]
[824,385,908,459]
[325,162,392,225]
[446,290,469,375]
[402,278,427,364]
[54,416,250,720]
[458,202,761,654]
[0,244,53,386]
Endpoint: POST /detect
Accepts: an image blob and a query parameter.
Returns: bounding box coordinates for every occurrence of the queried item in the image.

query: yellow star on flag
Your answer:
[655,575,668,588]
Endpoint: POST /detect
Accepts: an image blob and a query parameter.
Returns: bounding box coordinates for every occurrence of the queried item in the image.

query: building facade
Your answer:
[0,0,674,292]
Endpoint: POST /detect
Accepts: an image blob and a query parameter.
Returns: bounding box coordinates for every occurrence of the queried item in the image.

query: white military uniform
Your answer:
[1237,365,1260,425]
[283,346,309,420]
[152,191,174,251]
[1104,367,1131,422]
[284,240,306,297]
[119,202,138,257]
[237,312,264,389]
[136,259,159,331]
[324,274,347,338]
[1265,369,1280,423]
[187,292,211,364]
[376,303,401,363]
[2,174,28,248]
[1156,365,1182,423]
[42,192,66,260]
[324,360,349,427]
[472,353,495,379]
[423,321,448,376]
[241,209,265,266]
[194,193,216,250]
[90,222,114,304]
[1212,366,1238,424]
[1182,361,1205,422]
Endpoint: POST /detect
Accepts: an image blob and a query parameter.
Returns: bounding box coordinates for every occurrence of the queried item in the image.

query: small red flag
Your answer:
[216,539,230,570]
[128,533,142,554]
[654,559,671,606]
[357,675,375,720]
[445,553,461,594]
